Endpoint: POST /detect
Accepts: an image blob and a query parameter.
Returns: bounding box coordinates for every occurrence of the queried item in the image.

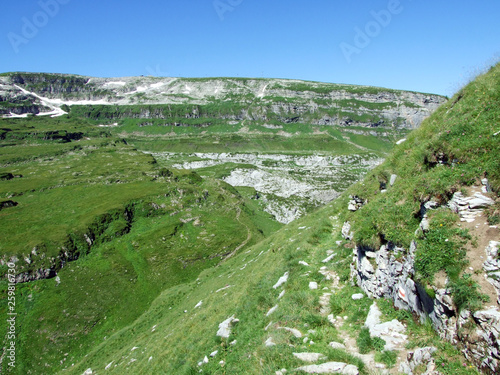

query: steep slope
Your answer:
[41,65,498,375]
[343,62,500,373]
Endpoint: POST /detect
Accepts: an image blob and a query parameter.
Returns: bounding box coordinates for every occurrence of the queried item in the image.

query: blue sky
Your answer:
[1,0,499,96]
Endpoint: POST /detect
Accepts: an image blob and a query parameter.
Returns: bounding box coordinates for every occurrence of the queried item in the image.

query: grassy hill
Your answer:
[2,65,497,374]
[35,64,497,375]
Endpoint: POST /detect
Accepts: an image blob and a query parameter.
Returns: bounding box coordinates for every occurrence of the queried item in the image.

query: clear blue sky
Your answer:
[1,0,499,96]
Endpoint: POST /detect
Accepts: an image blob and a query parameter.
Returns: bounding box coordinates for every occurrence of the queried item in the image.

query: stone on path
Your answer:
[295,362,359,374]
[365,303,407,350]
[329,341,346,350]
[273,272,289,289]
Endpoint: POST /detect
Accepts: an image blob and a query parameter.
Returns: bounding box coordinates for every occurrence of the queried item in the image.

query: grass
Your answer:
[337,63,500,312]
[0,69,485,374]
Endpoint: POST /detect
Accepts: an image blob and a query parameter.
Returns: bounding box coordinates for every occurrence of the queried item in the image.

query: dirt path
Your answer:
[223,205,252,260]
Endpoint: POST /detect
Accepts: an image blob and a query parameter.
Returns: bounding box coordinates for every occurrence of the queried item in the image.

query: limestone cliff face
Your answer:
[0,72,446,128]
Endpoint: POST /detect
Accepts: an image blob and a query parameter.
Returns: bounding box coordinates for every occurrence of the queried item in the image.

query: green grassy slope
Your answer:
[340,63,499,305]
[0,115,282,374]
[41,66,500,375]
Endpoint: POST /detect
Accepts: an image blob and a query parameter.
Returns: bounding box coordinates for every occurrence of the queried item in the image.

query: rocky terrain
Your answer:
[2,65,499,375]
[0,72,446,128]
[152,152,384,223]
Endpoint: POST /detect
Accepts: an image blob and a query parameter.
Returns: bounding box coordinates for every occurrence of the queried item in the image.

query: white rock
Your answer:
[278,326,302,338]
[194,300,203,309]
[265,337,276,347]
[468,193,495,209]
[365,303,407,350]
[341,222,353,240]
[105,361,114,370]
[276,369,287,375]
[278,290,286,300]
[273,272,289,289]
[82,369,93,375]
[351,293,364,300]
[322,254,336,263]
[266,305,278,316]
[292,352,326,362]
[396,138,406,145]
[329,341,346,349]
[328,314,336,325]
[216,315,238,338]
[295,362,358,374]
[210,350,218,357]
[299,261,310,266]
[389,174,397,186]
[309,282,318,290]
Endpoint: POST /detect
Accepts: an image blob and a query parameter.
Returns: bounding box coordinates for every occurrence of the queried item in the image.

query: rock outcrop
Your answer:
[0,73,446,128]
[349,185,499,373]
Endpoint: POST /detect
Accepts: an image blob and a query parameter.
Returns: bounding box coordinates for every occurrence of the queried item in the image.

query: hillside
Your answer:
[5,66,499,375]
[23,64,498,375]
[0,73,446,224]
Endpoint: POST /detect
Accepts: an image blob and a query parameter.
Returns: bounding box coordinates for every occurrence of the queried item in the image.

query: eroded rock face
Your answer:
[350,237,500,373]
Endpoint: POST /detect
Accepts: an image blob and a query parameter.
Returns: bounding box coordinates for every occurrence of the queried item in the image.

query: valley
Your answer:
[1,68,498,374]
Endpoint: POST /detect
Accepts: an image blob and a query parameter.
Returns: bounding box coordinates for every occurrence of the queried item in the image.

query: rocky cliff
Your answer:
[0,72,446,128]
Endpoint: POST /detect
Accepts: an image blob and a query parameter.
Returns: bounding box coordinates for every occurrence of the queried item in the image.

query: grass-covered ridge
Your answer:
[344,63,499,245]
[0,70,467,374]
[339,63,500,313]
